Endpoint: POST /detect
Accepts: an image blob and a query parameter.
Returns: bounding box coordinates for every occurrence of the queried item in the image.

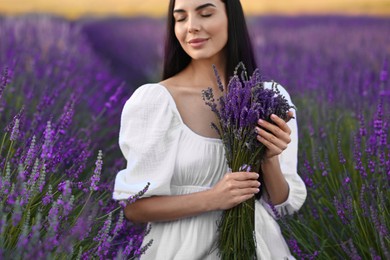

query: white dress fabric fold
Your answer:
[113,83,307,260]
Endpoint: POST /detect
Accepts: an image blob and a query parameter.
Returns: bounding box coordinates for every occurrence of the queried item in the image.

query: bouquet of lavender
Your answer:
[202,62,293,259]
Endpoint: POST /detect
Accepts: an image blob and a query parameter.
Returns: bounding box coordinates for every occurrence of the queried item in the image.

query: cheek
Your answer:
[214,25,228,46]
[211,18,228,41]
[174,26,185,43]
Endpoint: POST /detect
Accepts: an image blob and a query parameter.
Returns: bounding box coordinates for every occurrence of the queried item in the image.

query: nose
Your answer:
[188,17,200,33]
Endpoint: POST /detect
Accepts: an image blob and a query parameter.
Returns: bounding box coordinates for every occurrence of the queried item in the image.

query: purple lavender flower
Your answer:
[41,205,60,251]
[354,136,367,178]
[16,210,31,249]
[90,150,103,191]
[334,197,349,225]
[94,212,112,257]
[370,205,388,237]
[341,239,362,260]
[134,239,154,257]
[212,64,224,92]
[374,100,383,138]
[111,210,124,238]
[42,184,53,206]
[343,177,351,185]
[9,118,20,141]
[24,135,37,167]
[41,121,54,160]
[104,83,124,109]
[358,114,367,137]
[60,180,72,197]
[0,163,11,195]
[370,248,381,260]
[0,67,9,100]
[288,239,303,258]
[379,58,388,83]
[202,62,293,170]
[303,160,314,188]
[26,159,41,195]
[57,98,75,135]
[120,182,150,207]
[11,198,22,226]
[36,164,47,193]
[359,185,369,217]
[337,133,347,165]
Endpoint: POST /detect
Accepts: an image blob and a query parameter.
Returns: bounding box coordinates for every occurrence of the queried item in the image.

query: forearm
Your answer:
[124,170,260,223]
[261,156,289,204]
[124,189,216,223]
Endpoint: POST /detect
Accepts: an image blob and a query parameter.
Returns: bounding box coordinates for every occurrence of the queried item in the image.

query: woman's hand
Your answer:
[207,171,260,211]
[255,111,294,159]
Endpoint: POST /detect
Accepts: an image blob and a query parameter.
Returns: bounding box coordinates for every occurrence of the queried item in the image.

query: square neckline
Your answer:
[155,83,223,144]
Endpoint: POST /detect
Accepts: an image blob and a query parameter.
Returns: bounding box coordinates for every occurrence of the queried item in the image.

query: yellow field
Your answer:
[0,0,389,19]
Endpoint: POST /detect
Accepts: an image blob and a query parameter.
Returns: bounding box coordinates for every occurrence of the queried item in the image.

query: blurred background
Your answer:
[1,0,390,17]
[1,0,389,88]
[0,1,389,258]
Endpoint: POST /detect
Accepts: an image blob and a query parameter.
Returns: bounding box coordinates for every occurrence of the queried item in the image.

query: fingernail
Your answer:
[258,119,263,124]
[254,127,260,134]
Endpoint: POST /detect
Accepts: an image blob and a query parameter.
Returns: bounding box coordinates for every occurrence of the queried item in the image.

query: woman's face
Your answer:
[173,0,228,63]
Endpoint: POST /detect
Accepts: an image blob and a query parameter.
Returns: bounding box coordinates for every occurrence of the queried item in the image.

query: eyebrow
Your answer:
[173,3,216,13]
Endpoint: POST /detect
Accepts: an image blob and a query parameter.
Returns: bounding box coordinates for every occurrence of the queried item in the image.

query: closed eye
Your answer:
[175,13,211,22]
[174,15,187,22]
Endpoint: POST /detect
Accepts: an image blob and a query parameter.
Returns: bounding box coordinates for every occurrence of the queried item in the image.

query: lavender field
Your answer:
[1,15,389,259]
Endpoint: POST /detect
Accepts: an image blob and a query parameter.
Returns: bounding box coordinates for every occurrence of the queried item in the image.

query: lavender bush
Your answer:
[0,16,150,259]
[274,77,389,259]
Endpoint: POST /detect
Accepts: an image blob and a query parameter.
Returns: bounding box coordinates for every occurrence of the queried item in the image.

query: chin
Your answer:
[188,52,218,61]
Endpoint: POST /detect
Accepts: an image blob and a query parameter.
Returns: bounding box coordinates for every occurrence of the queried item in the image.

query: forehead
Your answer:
[174,0,223,10]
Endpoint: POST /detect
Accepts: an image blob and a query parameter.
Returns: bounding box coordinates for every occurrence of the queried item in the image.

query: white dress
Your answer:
[113,83,307,260]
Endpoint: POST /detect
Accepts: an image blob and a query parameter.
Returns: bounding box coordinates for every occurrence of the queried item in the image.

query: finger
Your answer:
[235,187,260,197]
[255,127,290,148]
[237,193,256,204]
[285,111,295,123]
[256,134,284,154]
[257,117,291,137]
[270,114,292,134]
[225,179,260,191]
[228,171,259,180]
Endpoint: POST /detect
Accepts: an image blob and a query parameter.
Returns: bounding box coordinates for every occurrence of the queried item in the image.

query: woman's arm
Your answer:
[124,171,260,223]
[260,157,289,204]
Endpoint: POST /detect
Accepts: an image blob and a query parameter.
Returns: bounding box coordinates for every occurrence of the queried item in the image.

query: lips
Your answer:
[188,38,208,44]
[187,38,209,48]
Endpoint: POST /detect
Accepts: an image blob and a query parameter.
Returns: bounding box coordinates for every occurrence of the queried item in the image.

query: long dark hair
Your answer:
[162,0,257,81]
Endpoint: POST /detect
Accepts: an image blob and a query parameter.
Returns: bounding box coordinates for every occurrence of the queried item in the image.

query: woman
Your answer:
[113,0,307,259]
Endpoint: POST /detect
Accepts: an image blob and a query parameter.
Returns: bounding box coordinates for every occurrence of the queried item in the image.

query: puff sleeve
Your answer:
[258,82,307,218]
[113,84,181,200]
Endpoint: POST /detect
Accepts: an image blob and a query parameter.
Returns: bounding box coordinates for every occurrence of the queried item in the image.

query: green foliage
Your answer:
[280,96,389,259]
